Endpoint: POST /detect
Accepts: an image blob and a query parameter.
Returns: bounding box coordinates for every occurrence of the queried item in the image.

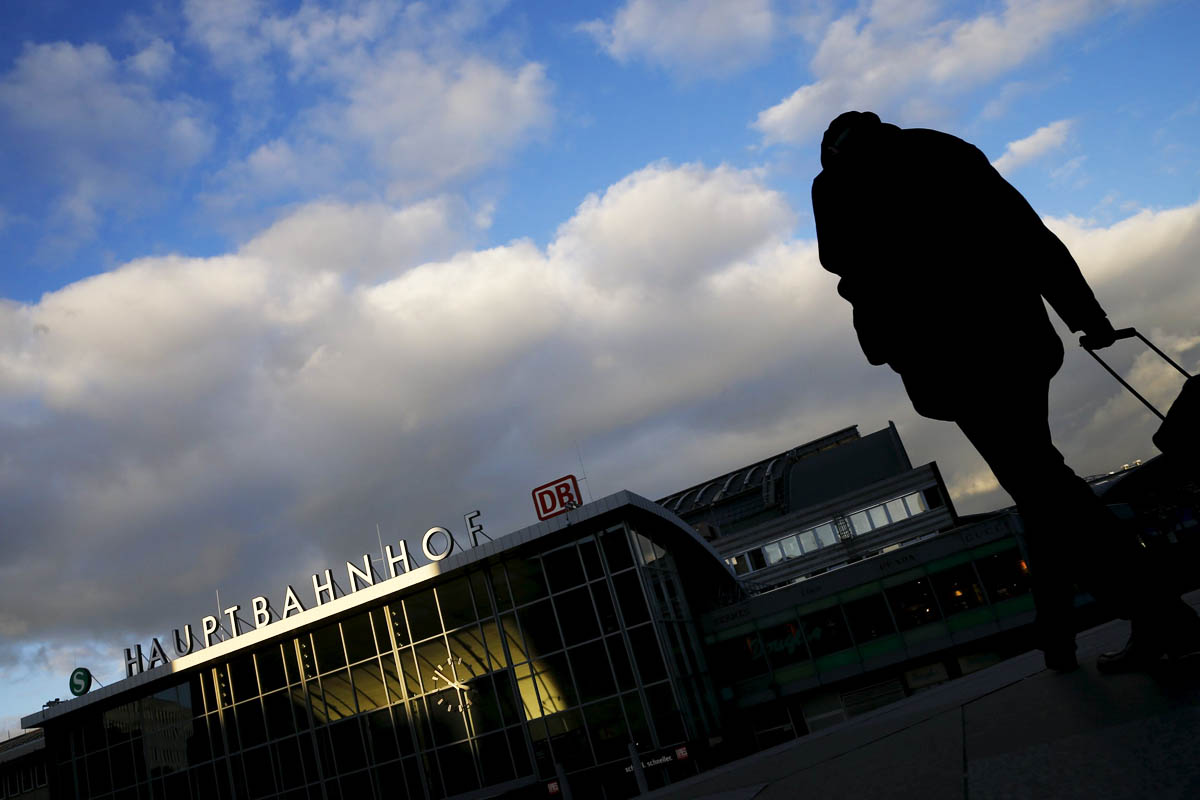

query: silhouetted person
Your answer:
[812,111,1200,672]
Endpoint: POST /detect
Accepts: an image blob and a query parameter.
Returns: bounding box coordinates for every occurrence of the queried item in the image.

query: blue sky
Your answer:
[2,0,1199,735]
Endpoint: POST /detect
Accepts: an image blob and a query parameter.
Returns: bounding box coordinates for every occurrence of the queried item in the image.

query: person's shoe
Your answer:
[1096,630,1166,674]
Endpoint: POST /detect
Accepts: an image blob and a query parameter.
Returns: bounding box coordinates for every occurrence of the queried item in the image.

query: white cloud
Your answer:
[991,119,1074,174]
[183,1,553,204]
[126,38,175,81]
[331,53,552,197]
[2,161,1198,710]
[581,0,775,78]
[755,0,1138,144]
[0,41,212,237]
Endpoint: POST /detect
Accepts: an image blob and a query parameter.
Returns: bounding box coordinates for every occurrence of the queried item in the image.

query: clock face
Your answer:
[431,655,472,713]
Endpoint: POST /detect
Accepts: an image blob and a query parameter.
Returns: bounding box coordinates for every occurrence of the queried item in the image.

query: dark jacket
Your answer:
[811,126,1106,420]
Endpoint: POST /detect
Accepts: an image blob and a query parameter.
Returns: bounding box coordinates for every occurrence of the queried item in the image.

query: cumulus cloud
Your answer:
[0,163,825,672]
[755,0,1138,144]
[0,41,213,238]
[991,119,1074,174]
[580,0,775,78]
[184,0,552,204]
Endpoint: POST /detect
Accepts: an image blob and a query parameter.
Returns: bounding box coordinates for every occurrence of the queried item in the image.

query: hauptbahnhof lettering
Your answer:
[18,424,1136,799]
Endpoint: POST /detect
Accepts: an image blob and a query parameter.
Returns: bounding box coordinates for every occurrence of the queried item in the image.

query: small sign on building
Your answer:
[532,475,582,521]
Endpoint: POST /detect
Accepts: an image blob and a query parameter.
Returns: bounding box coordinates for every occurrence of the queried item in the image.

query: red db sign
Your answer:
[532,475,582,521]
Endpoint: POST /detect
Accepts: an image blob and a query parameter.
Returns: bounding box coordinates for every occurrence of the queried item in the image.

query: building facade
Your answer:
[22,495,739,800]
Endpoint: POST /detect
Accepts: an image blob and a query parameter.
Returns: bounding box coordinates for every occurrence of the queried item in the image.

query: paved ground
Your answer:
[645,591,1200,800]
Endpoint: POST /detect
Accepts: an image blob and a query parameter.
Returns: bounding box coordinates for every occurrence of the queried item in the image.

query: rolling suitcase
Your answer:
[1081,327,1200,463]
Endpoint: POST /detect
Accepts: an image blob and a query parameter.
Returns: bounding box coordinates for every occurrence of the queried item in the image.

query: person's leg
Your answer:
[955,391,1085,667]
[956,390,1197,671]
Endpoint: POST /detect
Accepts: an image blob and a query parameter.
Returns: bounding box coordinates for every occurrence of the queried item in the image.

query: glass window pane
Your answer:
[438,578,476,631]
[470,572,493,618]
[799,530,818,552]
[542,545,586,593]
[886,498,908,523]
[263,691,295,740]
[612,572,649,627]
[490,564,513,612]
[885,578,942,631]
[813,523,838,547]
[568,641,616,704]
[930,564,987,614]
[600,528,634,573]
[438,741,479,795]
[428,688,469,743]
[517,600,562,659]
[579,538,604,580]
[583,697,628,763]
[341,613,376,665]
[798,606,853,658]
[544,708,591,771]
[506,558,549,606]
[748,548,766,570]
[554,587,600,647]
[763,541,783,566]
[975,549,1030,602]
[312,624,346,674]
[351,660,388,713]
[869,506,889,529]
[850,511,872,535]
[606,635,635,691]
[645,683,685,745]
[228,654,258,702]
[256,647,287,694]
[843,594,895,643]
[235,700,266,750]
[329,719,367,773]
[729,555,750,575]
[477,730,515,786]
[781,536,802,559]
[448,626,489,680]
[321,669,356,721]
[904,492,927,515]
[620,692,652,752]
[627,626,666,683]
[754,618,808,667]
[405,591,442,643]
[500,612,526,664]
[414,639,449,696]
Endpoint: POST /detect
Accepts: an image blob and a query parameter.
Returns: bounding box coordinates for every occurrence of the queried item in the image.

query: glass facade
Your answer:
[726,491,930,576]
[43,522,701,800]
[706,539,1033,701]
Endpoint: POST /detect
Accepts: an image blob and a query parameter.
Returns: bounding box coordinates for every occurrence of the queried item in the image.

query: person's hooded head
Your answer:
[820,111,899,170]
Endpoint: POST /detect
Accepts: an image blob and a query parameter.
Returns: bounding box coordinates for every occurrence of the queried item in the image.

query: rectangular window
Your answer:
[781,536,802,559]
[728,555,750,575]
[763,541,784,566]
[849,512,872,535]
[748,549,766,571]
[813,523,838,547]
[904,492,928,515]
[868,506,889,529]
[799,529,818,552]
[885,498,908,523]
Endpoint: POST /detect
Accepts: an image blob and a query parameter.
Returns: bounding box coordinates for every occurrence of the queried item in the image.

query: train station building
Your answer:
[18,424,1062,799]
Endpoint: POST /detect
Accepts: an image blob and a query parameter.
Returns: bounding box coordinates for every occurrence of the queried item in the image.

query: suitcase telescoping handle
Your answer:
[1080,327,1193,421]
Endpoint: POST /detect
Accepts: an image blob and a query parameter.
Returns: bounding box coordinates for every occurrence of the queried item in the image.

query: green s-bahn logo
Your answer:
[69,667,93,697]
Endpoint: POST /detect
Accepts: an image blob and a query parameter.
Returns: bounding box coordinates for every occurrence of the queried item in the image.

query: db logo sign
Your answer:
[532,475,582,521]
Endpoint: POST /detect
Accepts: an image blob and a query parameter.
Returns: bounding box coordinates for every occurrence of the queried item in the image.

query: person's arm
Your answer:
[985,159,1114,344]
